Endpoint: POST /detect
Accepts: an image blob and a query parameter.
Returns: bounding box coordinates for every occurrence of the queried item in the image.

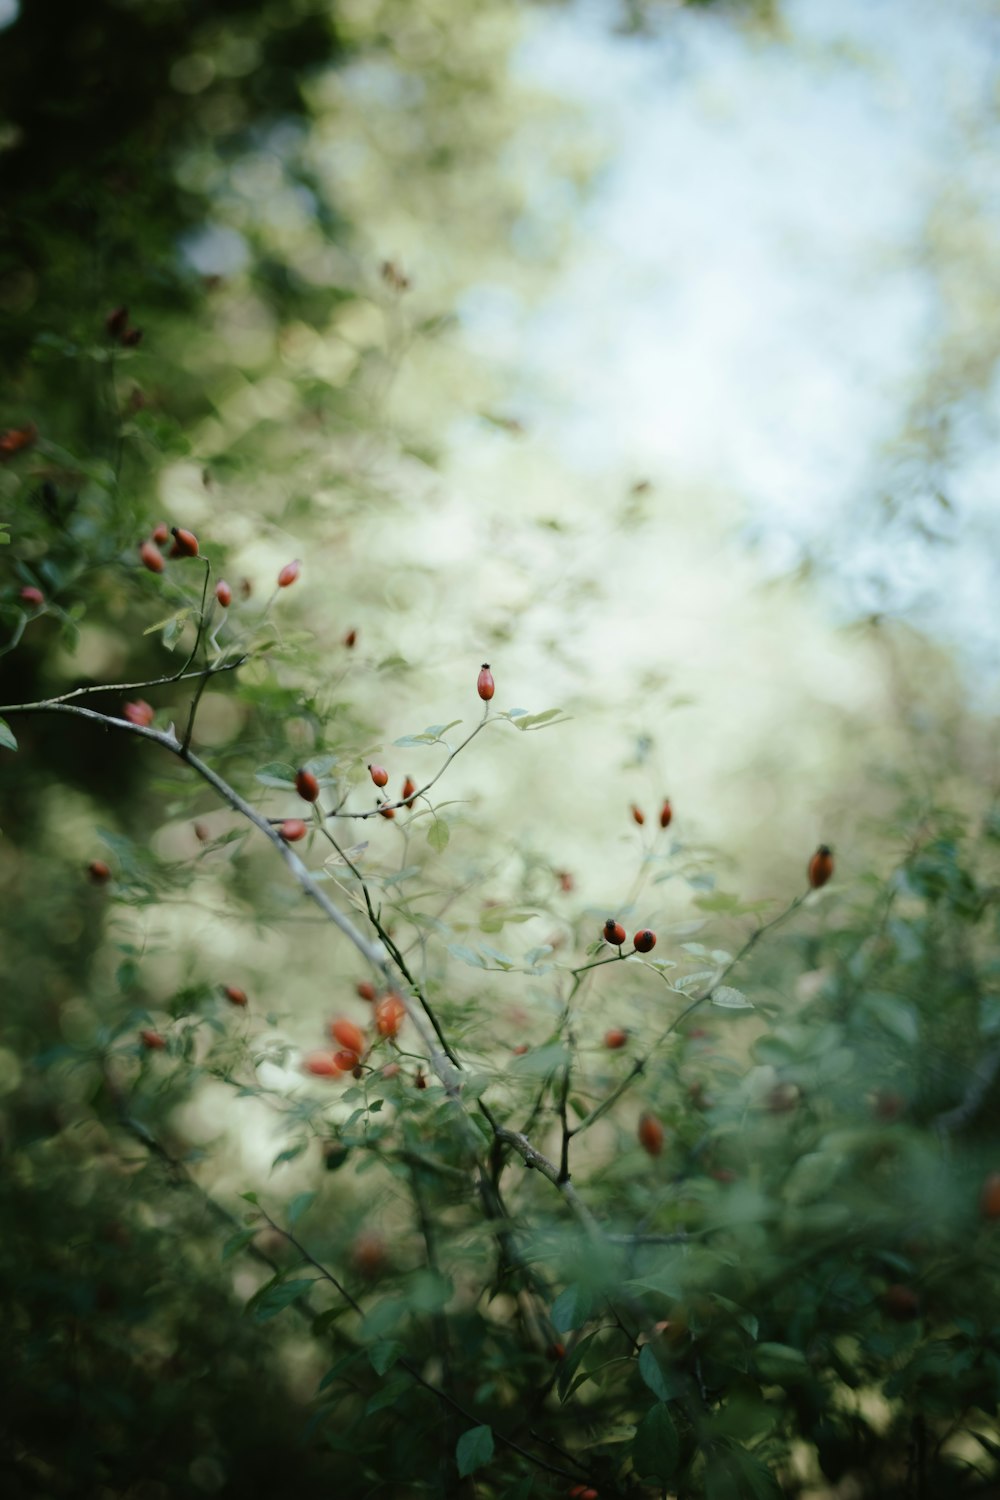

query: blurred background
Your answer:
[3,0,1000,1493]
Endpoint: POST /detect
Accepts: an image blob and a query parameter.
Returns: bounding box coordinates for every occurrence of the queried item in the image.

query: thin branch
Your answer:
[569,893,807,1139]
[319,820,463,1071]
[0,653,247,715]
[327,705,492,820]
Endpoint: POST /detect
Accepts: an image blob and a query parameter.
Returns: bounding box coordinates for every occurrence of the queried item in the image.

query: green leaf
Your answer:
[509,1042,569,1076]
[254,761,297,789]
[638,1344,672,1401]
[365,1372,410,1414]
[221,1228,257,1263]
[143,608,189,637]
[287,1191,317,1226]
[272,1140,308,1170]
[712,986,753,1011]
[394,720,462,747]
[632,1402,679,1482]
[368,1339,402,1376]
[456,1425,494,1478]
[317,1352,360,1392]
[512,708,570,732]
[247,1277,315,1322]
[753,1342,810,1384]
[551,1283,593,1334]
[427,818,450,852]
[479,907,537,934]
[0,718,17,752]
[448,943,487,969]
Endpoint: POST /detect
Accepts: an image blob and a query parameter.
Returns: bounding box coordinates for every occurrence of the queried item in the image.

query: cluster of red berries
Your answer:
[601,918,656,954]
[139,524,199,574]
[630,799,672,829]
[364,763,419,819]
[303,985,408,1079]
[138,520,302,598]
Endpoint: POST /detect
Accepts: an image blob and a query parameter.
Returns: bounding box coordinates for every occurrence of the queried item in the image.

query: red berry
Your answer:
[0,422,37,457]
[546,1342,566,1361]
[401,775,417,807]
[603,918,626,947]
[140,1029,166,1050]
[223,985,248,1007]
[87,859,112,884]
[352,1230,387,1278]
[303,1051,340,1077]
[105,306,129,339]
[330,1018,366,1055]
[121,326,143,348]
[630,804,645,826]
[152,522,170,544]
[477,663,495,701]
[343,627,357,648]
[279,818,308,843]
[375,994,405,1038]
[356,980,378,1003]
[604,1028,628,1049]
[659,798,673,829]
[140,540,164,574]
[122,700,154,727]
[638,1112,665,1156]
[368,763,389,788]
[981,1173,1000,1221]
[215,579,232,608]
[295,768,320,803]
[277,559,301,588]
[378,803,395,819]
[169,527,199,558]
[808,845,834,889]
[633,929,656,954]
[333,1048,360,1072]
[20,586,44,607]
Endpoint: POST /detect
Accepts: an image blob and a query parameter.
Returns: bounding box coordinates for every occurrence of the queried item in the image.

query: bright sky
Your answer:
[463,0,1000,693]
